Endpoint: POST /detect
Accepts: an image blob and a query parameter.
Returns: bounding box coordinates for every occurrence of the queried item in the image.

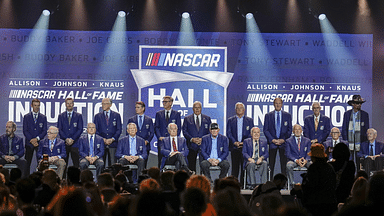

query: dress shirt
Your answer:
[275,110,282,137]
[252,140,259,159]
[33,112,41,140]
[237,116,244,142]
[209,135,220,162]
[368,140,376,157]
[88,134,95,157]
[137,114,144,129]
[170,136,178,155]
[295,136,301,150]
[194,114,201,127]
[352,111,359,133]
[332,139,340,147]
[49,138,61,158]
[165,109,173,119]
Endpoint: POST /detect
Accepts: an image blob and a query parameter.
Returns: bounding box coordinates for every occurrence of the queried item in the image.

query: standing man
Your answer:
[342,95,369,157]
[127,101,154,167]
[116,123,147,183]
[242,127,269,188]
[23,98,47,175]
[323,127,348,160]
[263,97,292,177]
[303,102,331,144]
[358,128,384,175]
[37,126,66,179]
[200,123,230,182]
[155,96,181,168]
[57,98,83,170]
[0,121,27,177]
[182,101,211,172]
[94,98,122,167]
[79,123,105,176]
[227,102,254,183]
[286,124,312,188]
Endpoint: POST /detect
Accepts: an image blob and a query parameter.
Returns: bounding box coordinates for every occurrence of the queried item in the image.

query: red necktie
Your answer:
[298,137,301,151]
[105,112,109,125]
[172,138,177,152]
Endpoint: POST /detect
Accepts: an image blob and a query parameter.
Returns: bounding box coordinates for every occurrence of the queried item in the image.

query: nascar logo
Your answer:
[145,53,221,67]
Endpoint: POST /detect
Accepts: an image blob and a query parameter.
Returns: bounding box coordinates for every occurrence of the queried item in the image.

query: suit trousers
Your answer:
[362,156,383,175]
[79,158,105,177]
[103,146,117,167]
[0,158,28,178]
[187,148,198,172]
[118,157,145,183]
[269,146,287,178]
[231,148,244,184]
[25,145,38,175]
[200,160,230,181]
[165,153,189,171]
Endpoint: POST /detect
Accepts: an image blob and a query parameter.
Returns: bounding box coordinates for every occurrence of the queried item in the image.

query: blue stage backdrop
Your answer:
[0,29,372,154]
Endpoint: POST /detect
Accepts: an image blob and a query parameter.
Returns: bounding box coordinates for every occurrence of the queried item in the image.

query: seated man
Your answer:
[160,123,193,175]
[37,126,66,179]
[323,127,348,160]
[0,121,27,177]
[358,128,384,175]
[200,123,230,182]
[286,124,312,187]
[79,123,105,176]
[242,127,269,188]
[116,123,147,182]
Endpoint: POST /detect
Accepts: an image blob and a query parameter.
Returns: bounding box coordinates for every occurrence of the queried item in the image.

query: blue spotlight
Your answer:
[318,14,326,20]
[42,10,50,16]
[118,11,126,17]
[182,12,190,19]
[246,13,253,19]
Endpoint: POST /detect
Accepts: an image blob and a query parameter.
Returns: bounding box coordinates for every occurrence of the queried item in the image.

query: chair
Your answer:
[243,164,271,189]
[288,167,307,190]
[2,164,18,172]
[162,165,177,172]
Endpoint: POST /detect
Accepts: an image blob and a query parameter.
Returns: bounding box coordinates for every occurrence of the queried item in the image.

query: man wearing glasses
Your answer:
[323,127,348,160]
[303,102,331,144]
[155,96,181,168]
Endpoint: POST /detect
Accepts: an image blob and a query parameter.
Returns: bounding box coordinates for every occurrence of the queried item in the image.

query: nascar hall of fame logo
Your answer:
[131,45,234,153]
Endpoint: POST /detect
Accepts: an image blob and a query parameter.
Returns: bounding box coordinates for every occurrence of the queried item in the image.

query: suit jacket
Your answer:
[94,110,122,148]
[342,109,369,143]
[200,134,229,161]
[127,115,154,152]
[78,134,105,159]
[0,134,24,158]
[358,141,384,158]
[226,115,254,150]
[57,111,84,147]
[182,114,211,151]
[263,110,292,149]
[160,136,188,168]
[323,139,348,150]
[155,110,181,139]
[23,112,47,148]
[285,135,311,162]
[37,138,66,159]
[303,114,331,144]
[242,138,269,168]
[116,135,148,160]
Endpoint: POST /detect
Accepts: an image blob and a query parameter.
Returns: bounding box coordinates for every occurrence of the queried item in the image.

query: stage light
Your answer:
[246,13,253,19]
[182,12,190,19]
[318,14,326,20]
[118,11,126,17]
[42,10,50,16]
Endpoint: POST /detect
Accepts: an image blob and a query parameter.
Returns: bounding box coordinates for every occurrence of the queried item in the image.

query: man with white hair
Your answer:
[303,102,330,144]
[358,128,384,175]
[323,127,348,160]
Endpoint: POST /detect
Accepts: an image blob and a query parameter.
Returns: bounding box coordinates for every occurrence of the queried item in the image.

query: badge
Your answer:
[146,124,149,129]
[262,147,265,152]
[172,119,176,123]
[304,147,307,151]
[362,122,365,127]
[113,121,116,126]
[74,123,77,127]
[97,144,100,149]
[284,121,288,126]
[57,149,60,153]
[220,147,223,151]
[140,146,143,151]
[16,145,19,150]
[39,123,43,128]
[205,124,208,129]
[320,126,324,130]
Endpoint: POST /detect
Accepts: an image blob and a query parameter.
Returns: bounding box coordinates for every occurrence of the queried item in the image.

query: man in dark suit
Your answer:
[342,95,369,153]
[200,123,230,182]
[79,123,105,176]
[263,97,292,177]
[303,102,331,144]
[155,96,181,168]
[323,127,349,160]
[227,102,254,183]
[358,128,384,175]
[160,123,192,174]
[23,98,47,175]
[127,101,154,167]
[93,98,122,167]
[116,123,147,182]
[0,121,27,177]
[242,127,268,188]
[37,126,66,179]
[182,101,211,172]
[286,124,312,187]
[57,98,83,170]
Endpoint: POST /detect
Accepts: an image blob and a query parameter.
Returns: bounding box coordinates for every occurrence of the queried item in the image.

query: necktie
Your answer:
[253,141,258,159]
[105,112,109,125]
[297,137,301,151]
[276,112,281,138]
[334,140,337,147]
[34,113,37,123]
[90,136,94,157]
[139,116,143,129]
[315,117,319,131]
[68,112,71,124]
[166,111,170,123]
[196,116,200,131]
[172,138,177,152]
[50,140,54,152]
[370,144,374,156]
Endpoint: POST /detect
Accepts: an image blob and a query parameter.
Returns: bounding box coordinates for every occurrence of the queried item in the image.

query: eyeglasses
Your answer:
[162,101,171,103]
[331,132,340,134]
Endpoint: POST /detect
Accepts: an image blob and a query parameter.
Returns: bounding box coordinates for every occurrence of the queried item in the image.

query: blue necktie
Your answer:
[276,112,281,138]
[34,114,37,123]
[139,116,143,129]
[90,136,94,157]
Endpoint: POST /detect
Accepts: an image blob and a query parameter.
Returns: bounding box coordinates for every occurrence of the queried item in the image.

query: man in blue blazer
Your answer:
[23,98,47,175]
[200,123,230,182]
[323,127,349,160]
[227,102,254,184]
[182,101,211,172]
[286,124,312,186]
[127,101,154,167]
[358,128,384,175]
[263,97,292,177]
[0,121,27,177]
[94,98,122,167]
[242,127,269,187]
[37,126,66,179]
[57,98,83,170]
[79,123,105,176]
[303,102,331,144]
[155,96,181,168]
[116,123,147,182]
